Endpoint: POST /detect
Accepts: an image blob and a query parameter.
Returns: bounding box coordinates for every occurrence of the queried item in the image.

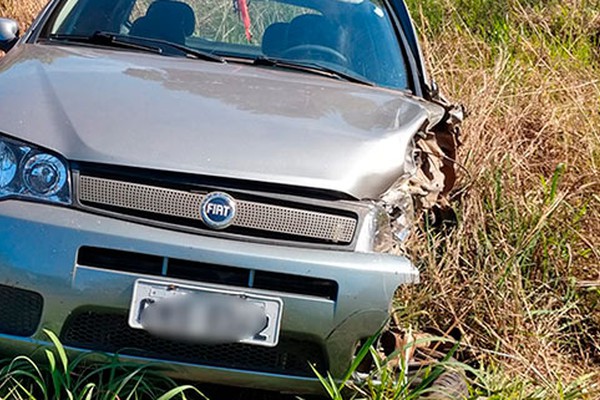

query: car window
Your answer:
[43,0,410,91]
[128,0,317,42]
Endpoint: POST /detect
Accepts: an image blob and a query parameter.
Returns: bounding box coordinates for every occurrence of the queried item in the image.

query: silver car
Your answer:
[0,0,461,394]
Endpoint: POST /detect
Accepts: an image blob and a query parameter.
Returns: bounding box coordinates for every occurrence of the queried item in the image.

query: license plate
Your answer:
[128,279,283,347]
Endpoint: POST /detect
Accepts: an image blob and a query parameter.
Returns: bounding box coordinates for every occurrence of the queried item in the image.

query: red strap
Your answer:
[239,0,252,41]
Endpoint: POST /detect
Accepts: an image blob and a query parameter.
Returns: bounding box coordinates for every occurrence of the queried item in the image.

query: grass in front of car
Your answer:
[0,330,202,400]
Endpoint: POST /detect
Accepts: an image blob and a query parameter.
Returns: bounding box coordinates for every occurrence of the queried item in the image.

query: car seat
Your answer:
[261,22,289,57]
[287,14,341,52]
[278,14,348,65]
[130,0,196,45]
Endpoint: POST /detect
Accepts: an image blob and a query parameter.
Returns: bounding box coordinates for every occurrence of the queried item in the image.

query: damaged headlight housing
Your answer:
[355,204,395,253]
[0,135,71,205]
[356,141,419,253]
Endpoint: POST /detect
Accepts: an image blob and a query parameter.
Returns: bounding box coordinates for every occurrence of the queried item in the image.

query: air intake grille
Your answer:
[78,176,357,244]
[0,285,43,337]
[78,247,339,300]
[61,311,327,377]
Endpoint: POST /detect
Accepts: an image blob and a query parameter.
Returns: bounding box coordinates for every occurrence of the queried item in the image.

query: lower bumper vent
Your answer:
[0,285,43,337]
[78,246,339,301]
[61,310,327,377]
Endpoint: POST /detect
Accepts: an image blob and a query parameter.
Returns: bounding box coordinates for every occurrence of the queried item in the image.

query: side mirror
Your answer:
[428,79,440,100]
[0,18,20,53]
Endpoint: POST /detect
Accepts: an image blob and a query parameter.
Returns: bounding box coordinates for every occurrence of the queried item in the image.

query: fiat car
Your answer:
[0,0,461,394]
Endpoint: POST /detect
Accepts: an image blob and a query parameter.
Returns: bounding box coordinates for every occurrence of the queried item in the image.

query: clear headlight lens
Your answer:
[23,154,68,196]
[0,135,71,205]
[355,203,395,253]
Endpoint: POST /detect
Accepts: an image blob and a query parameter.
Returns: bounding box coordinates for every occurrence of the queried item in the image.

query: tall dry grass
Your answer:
[397,0,600,397]
[1,0,599,398]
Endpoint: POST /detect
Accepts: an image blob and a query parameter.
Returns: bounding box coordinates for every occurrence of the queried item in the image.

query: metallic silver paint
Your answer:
[0,200,418,392]
[0,44,444,199]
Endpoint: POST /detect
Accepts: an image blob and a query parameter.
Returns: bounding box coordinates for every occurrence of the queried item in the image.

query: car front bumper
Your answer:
[0,200,418,394]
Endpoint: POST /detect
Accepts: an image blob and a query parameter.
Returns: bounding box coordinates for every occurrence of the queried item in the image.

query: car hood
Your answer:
[0,44,444,199]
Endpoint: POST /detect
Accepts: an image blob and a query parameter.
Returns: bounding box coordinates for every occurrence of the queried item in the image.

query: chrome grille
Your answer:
[78,176,357,243]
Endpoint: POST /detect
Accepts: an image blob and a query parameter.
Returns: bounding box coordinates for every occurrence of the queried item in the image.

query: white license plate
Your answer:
[128,279,283,347]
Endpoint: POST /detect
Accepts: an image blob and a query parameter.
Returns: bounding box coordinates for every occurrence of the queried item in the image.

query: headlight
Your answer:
[355,204,395,253]
[0,135,71,205]
[355,195,416,254]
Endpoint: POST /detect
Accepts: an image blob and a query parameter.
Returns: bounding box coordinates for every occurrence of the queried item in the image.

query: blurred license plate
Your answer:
[128,279,283,347]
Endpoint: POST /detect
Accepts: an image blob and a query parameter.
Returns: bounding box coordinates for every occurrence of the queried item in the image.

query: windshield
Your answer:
[41,0,411,90]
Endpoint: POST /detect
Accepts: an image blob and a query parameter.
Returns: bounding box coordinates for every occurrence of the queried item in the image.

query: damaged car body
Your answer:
[0,0,461,394]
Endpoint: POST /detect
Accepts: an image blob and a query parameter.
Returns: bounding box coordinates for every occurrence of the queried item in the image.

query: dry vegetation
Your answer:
[398,0,600,397]
[1,0,599,398]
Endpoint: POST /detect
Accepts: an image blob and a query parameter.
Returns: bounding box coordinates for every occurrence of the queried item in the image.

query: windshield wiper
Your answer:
[253,56,374,87]
[49,33,163,55]
[48,32,225,63]
[97,32,226,63]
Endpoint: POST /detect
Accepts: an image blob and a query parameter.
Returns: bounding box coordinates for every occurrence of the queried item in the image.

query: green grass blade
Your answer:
[155,385,205,400]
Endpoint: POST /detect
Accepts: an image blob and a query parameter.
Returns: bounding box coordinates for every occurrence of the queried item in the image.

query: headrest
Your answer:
[288,14,339,49]
[146,0,196,36]
[262,23,289,56]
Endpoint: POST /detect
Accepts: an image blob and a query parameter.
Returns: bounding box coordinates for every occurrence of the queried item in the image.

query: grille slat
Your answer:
[78,176,356,244]
[61,311,327,377]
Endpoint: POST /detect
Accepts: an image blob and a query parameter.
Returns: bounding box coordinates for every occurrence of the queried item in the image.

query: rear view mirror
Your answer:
[428,79,440,100]
[0,18,19,52]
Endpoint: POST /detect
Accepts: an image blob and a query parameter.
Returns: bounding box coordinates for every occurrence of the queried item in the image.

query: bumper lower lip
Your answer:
[0,200,418,393]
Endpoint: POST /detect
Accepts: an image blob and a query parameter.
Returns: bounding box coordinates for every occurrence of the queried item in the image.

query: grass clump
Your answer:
[0,330,202,400]
[314,330,472,400]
